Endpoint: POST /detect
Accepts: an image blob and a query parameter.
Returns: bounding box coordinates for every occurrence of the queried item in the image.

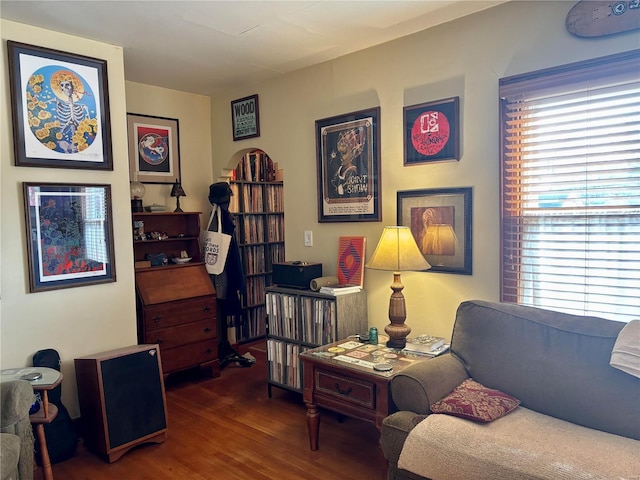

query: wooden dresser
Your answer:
[133,212,220,378]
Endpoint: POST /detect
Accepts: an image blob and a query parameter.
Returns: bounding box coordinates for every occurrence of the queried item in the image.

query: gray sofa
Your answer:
[381,300,640,480]
[1,380,35,480]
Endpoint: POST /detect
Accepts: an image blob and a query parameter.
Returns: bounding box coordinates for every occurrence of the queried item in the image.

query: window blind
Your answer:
[499,50,640,322]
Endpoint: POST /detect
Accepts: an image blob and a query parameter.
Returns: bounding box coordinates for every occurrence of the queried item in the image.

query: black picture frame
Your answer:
[397,187,472,275]
[23,182,116,292]
[7,41,113,170]
[231,94,260,141]
[315,107,381,223]
[403,97,460,165]
[127,113,181,184]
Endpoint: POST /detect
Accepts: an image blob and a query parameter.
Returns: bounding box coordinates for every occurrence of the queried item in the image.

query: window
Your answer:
[499,50,640,322]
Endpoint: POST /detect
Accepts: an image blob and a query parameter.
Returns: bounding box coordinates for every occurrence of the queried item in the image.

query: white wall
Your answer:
[1,20,136,417]
[209,1,635,341]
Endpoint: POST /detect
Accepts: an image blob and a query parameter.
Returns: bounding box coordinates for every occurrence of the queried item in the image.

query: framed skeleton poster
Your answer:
[7,41,113,170]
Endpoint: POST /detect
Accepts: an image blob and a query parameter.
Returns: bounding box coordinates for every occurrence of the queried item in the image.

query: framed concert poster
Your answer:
[127,113,181,184]
[397,187,472,275]
[316,107,381,223]
[7,41,113,170]
[23,182,116,293]
[403,97,460,165]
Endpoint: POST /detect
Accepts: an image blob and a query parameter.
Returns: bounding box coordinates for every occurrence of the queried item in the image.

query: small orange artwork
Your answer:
[337,236,366,287]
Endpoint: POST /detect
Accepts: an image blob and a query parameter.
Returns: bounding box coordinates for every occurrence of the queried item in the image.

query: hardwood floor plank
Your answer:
[45,356,388,480]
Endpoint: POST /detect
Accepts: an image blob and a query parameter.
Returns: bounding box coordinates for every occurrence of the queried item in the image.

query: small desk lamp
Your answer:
[366,226,431,349]
[170,180,186,212]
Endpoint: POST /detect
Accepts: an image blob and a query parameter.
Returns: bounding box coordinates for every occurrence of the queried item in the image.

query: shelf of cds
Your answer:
[265,286,367,395]
[228,150,285,345]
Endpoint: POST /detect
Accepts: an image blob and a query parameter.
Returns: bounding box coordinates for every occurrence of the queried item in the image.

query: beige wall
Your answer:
[0,20,136,416]
[210,0,634,341]
[125,81,213,218]
[0,1,634,417]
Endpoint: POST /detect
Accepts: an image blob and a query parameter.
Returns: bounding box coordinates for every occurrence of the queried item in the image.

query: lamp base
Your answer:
[385,323,411,349]
[131,198,143,213]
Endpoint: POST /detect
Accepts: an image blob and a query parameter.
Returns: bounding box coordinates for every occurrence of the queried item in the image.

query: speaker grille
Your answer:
[100,348,167,448]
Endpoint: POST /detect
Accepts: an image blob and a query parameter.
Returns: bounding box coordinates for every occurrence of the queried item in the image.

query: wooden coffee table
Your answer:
[299,338,430,450]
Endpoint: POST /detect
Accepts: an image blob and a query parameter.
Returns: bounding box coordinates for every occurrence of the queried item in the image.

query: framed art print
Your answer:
[127,113,181,184]
[7,41,113,170]
[397,187,472,275]
[23,182,116,292]
[337,236,366,286]
[316,107,381,223]
[231,94,260,141]
[404,97,460,165]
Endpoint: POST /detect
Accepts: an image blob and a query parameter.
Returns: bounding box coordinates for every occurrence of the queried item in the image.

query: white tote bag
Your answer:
[201,206,232,275]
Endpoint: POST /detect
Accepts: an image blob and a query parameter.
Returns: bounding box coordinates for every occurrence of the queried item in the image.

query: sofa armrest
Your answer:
[391,353,468,414]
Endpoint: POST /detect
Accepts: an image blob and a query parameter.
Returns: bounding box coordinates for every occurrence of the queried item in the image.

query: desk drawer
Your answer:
[315,369,375,409]
[160,340,218,373]
[143,296,216,331]
[144,319,216,350]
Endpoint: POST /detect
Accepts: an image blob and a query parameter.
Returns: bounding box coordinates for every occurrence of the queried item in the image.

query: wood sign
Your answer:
[566,0,640,37]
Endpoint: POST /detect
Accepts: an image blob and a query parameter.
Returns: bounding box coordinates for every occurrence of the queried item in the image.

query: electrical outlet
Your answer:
[304,230,313,247]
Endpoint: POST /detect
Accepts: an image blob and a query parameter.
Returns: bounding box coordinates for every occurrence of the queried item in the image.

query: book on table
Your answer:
[404,335,446,353]
[319,284,362,295]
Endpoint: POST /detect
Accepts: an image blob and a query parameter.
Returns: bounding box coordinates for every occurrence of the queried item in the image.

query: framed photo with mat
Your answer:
[7,41,112,170]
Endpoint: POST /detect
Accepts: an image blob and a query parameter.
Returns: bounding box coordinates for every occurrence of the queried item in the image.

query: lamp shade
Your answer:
[170,180,186,197]
[366,226,431,272]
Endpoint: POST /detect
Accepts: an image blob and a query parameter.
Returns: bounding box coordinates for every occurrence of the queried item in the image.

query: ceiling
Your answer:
[0,1,508,96]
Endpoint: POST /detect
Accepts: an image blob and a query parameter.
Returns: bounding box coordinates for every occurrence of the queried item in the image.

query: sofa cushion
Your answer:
[430,378,520,422]
[398,407,640,480]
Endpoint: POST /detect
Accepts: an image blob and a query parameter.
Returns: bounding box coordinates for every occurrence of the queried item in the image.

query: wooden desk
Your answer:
[299,339,430,451]
[1,367,62,480]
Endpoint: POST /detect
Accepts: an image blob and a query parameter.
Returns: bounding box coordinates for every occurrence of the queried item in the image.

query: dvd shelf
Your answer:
[265,286,367,395]
[228,150,285,345]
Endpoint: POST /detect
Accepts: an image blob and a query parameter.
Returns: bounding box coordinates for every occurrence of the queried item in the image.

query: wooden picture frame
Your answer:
[397,187,472,275]
[403,97,460,165]
[7,41,113,170]
[23,182,116,292]
[316,107,381,223]
[231,94,260,141]
[127,113,181,184]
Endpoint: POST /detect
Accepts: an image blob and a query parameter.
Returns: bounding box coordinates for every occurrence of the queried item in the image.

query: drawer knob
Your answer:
[205,348,213,354]
[154,339,163,344]
[334,383,352,396]
[204,327,211,333]
[203,305,211,312]
[153,315,162,324]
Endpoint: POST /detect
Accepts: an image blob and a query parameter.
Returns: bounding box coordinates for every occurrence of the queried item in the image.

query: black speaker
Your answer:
[75,344,168,463]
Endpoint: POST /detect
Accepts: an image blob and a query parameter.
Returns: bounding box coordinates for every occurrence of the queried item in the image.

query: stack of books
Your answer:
[318,284,362,296]
[403,335,450,357]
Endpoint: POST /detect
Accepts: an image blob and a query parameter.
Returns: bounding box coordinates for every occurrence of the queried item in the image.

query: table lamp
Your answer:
[130,181,146,212]
[170,180,186,212]
[365,226,431,349]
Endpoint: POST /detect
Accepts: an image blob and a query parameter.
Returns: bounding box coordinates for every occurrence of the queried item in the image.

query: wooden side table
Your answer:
[1,367,62,480]
[299,339,430,451]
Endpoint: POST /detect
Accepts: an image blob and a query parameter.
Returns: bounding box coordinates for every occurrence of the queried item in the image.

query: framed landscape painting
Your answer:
[23,182,116,292]
[7,41,113,170]
[316,107,381,223]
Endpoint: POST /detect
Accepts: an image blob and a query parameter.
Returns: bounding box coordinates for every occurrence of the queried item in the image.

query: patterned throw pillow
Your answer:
[430,378,521,422]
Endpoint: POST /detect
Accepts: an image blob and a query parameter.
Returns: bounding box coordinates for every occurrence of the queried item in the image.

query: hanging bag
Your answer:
[201,205,232,275]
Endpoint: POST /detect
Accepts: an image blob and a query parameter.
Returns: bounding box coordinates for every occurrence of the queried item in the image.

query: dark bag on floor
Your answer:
[32,348,79,464]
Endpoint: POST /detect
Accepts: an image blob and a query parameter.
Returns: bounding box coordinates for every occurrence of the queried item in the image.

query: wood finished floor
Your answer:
[43,347,388,480]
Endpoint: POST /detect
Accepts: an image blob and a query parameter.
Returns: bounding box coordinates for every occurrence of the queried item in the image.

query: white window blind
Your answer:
[499,50,640,322]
